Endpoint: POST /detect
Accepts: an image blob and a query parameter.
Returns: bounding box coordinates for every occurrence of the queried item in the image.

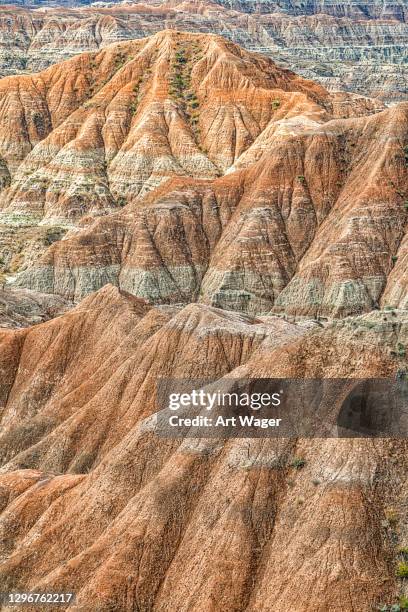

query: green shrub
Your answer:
[396,561,408,578]
[397,343,406,358]
[291,458,306,469]
[43,227,66,247]
[378,601,408,612]
[385,506,399,525]
[175,50,187,64]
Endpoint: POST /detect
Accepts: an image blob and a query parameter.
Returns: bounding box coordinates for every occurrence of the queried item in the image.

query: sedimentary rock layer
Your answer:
[0,1,407,102]
[0,288,72,328]
[0,30,329,222]
[0,284,407,610]
[1,30,406,318]
[0,30,406,319]
[6,32,405,319]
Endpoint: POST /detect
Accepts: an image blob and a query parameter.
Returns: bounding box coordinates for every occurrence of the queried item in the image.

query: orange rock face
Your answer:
[1,31,405,318]
[1,29,408,612]
[2,2,407,103]
[0,30,328,215]
[0,285,407,610]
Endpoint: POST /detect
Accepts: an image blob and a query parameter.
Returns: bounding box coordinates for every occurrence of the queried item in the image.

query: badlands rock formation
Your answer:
[0,287,71,328]
[0,284,408,610]
[214,0,408,19]
[1,30,405,317]
[0,25,408,612]
[0,1,407,102]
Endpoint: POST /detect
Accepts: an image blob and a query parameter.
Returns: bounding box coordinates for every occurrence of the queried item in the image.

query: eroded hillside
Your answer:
[0,31,405,317]
[0,285,408,610]
[1,1,407,103]
[1,27,408,612]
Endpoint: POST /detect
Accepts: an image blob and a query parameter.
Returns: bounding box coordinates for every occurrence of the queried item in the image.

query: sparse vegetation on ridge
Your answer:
[397,562,408,578]
[291,457,306,469]
[169,40,203,145]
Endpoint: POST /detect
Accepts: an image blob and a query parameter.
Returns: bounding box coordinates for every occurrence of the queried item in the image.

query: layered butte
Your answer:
[0,31,406,317]
[0,1,407,103]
